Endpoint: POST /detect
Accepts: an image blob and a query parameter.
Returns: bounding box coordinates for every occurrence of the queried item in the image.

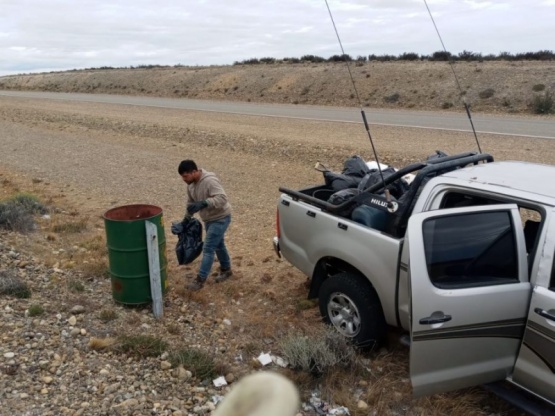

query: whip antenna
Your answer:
[423,0,482,153]
[324,0,392,206]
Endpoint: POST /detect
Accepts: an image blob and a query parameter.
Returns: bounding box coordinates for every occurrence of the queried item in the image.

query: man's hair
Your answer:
[178,160,198,174]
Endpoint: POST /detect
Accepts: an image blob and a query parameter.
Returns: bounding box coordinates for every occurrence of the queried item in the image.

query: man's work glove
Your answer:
[187,200,208,215]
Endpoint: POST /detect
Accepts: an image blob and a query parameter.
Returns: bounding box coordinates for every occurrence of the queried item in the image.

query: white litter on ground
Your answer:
[256,352,273,366]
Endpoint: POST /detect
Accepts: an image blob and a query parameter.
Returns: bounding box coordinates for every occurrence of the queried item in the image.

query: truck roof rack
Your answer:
[279,151,494,236]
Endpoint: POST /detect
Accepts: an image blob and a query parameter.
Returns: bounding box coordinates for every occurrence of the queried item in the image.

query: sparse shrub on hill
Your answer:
[384,93,400,103]
[532,92,554,114]
[399,52,419,61]
[259,57,276,64]
[532,84,546,92]
[283,57,301,64]
[370,54,397,62]
[479,88,495,99]
[458,50,482,61]
[431,51,452,61]
[301,55,326,63]
[328,54,352,62]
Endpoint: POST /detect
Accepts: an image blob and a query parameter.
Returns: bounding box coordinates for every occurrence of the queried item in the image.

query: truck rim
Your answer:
[327,292,361,337]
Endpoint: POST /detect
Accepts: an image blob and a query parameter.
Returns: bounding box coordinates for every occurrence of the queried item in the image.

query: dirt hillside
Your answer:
[1,61,554,115]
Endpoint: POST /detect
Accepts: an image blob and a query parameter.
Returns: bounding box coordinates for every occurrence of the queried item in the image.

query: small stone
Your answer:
[20,393,29,399]
[80,328,87,336]
[160,361,172,370]
[42,376,53,384]
[176,367,191,380]
[71,305,86,314]
[99,369,109,375]
[225,373,235,383]
[357,400,369,410]
[41,388,48,394]
[223,319,231,326]
[3,352,15,359]
[70,328,80,337]
[68,316,77,326]
[114,398,139,408]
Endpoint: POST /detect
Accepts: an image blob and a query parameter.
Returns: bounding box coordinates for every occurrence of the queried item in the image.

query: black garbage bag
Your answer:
[342,155,370,178]
[328,188,360,205]
[322,155,371,191]
[358,167,410,199]
[171,217,203,265]
[323,171,361,191]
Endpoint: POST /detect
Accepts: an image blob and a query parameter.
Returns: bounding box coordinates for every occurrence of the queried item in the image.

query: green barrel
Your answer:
[103,204,168,304]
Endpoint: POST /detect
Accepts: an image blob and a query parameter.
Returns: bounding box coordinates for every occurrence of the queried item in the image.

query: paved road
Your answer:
[1,90,554,139]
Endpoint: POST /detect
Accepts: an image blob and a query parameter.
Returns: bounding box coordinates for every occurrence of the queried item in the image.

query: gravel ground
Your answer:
[1,95,551,415]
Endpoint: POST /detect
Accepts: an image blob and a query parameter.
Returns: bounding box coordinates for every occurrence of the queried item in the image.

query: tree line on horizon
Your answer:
[233,50,554,65]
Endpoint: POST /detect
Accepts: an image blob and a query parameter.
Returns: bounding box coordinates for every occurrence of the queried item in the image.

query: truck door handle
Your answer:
[306,211,316,218]
[419,314,452,325]
[338,223,348,230]
[534,307,555,322]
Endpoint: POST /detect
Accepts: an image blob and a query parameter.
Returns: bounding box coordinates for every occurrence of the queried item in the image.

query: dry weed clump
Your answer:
[66,278,85,293]
[98,308,118,323]
[0,193,47,233]
[0,269,31,298]
[88,337,117,350]
[169,348,218,379]
[279,327,357,376]
[116,334,168,358]
[51,218,88,233]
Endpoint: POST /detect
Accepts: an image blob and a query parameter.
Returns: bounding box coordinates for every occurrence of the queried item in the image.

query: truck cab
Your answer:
[402,161,555,403]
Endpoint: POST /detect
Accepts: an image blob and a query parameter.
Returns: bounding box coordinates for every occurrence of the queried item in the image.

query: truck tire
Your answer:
[319,272,386,347]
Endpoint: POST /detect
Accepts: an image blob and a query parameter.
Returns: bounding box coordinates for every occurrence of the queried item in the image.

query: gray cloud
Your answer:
[1,0,553,76]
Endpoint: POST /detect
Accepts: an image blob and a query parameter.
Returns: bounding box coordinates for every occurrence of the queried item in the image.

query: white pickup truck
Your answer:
[273,152,555,406]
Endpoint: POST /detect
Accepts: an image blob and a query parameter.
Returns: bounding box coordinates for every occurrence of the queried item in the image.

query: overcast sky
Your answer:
[1,0,553,76]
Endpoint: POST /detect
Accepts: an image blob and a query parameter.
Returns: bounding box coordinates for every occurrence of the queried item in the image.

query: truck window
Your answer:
[440,192,543,258]
[422,211,519,289]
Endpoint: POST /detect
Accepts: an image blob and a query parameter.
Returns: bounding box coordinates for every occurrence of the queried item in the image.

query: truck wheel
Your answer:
[319,272,386,347]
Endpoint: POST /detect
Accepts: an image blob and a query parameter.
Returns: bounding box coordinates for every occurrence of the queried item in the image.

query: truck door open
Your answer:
[406,204,531,396]
[512,210,555,405]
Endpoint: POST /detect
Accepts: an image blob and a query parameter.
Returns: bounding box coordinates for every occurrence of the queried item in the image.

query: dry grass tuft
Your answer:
[169,347,218,379]
[165,323,181,335]
[98,308,118,323]
[116,334,168,358]
[51,219,88,233]
[88,337,117,350]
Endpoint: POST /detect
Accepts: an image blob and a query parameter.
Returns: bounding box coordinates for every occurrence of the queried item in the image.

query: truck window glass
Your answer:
[423,211,519,289]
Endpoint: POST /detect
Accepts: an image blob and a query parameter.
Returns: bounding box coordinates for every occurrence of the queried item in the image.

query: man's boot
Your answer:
[214,268,233,283]
[187,276,205,291]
